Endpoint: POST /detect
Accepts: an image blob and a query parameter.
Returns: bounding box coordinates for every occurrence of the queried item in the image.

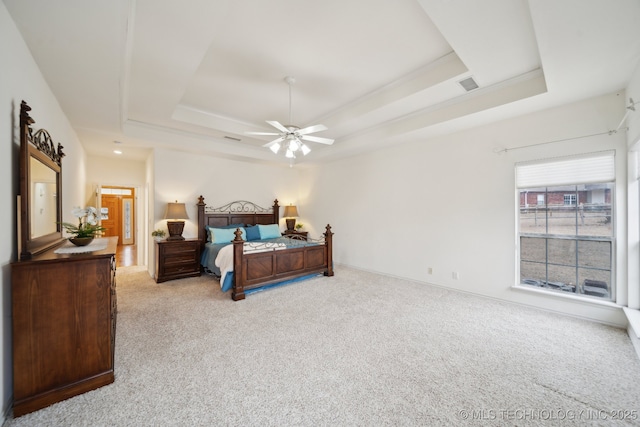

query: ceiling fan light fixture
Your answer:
[247,76,334,163]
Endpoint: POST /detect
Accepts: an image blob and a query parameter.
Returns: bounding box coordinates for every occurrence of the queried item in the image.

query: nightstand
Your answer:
[155,238,201,283]
[283,230,308,240]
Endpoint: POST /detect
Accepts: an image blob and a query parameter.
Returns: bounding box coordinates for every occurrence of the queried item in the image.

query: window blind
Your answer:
[516,151,615,188]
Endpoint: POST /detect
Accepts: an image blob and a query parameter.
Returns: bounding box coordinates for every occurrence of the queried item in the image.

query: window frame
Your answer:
[515,152,616,302]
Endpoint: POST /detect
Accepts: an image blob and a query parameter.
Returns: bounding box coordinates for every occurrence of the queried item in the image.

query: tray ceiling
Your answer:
[5,0,640,164]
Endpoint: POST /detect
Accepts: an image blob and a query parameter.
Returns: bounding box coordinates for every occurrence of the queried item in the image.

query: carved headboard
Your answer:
[196,196,279,246]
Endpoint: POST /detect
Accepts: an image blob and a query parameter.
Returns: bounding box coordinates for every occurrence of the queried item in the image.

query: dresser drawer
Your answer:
[163,262,200,276]
[164,252,197,264]
[163,242,198,255]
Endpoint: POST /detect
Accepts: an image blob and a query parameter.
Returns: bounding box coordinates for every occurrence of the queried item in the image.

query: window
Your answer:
[100,187,132,196]
[517,152,615,300]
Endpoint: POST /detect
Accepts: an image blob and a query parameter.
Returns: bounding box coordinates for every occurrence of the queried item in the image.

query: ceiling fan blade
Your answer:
[297,124,328,135]
[301,135,334,145]
[262,136,284,147]
[246,131,280,136]
[266,120,289,134]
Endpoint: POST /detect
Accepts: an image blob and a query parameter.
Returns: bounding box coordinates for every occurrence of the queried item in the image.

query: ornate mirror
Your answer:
[19,101,65,259]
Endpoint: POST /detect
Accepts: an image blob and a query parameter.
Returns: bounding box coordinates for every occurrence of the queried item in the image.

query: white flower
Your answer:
[72,207,87,218]
[62,206,105,238]
[81,207,98,225]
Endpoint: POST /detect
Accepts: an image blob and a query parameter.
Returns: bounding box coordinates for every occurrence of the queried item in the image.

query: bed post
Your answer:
[231,228,246,301]
[197,196,206,249]
[324,224,334,277]
[272,199,280,224]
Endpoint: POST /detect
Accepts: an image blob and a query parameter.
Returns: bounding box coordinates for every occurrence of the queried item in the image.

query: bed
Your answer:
[197,196,334,300]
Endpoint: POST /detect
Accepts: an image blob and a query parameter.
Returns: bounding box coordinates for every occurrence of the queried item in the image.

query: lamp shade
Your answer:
[283,205,299,218]
[164,202,189,220]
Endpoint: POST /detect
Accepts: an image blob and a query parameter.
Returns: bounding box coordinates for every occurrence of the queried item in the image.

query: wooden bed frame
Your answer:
[197,196,333,300]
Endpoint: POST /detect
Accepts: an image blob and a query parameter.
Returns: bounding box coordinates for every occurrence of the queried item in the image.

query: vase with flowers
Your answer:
[61,206,106,246]
[152,229,166,242]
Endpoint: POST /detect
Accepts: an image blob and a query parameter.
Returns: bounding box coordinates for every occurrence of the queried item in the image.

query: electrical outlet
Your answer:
[428,267,433,275]
[452,271,459,280]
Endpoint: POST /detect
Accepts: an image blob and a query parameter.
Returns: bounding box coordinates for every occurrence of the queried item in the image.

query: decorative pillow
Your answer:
[257,224,281,240]
[206,224,244,242]
[245,225,261,241]
[209,227,246,244]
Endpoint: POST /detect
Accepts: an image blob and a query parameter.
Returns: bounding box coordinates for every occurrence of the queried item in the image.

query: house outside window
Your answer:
[516,152,615,301]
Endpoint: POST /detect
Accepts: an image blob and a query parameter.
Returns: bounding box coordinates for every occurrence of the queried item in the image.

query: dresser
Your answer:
[11,237,118,417]
[155,238,201,283]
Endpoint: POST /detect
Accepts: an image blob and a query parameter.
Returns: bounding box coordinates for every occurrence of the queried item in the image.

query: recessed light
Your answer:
[114,150,123,155]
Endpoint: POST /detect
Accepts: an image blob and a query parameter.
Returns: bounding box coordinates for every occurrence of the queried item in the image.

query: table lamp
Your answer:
[165,201,189,240]
[283,205,299,231]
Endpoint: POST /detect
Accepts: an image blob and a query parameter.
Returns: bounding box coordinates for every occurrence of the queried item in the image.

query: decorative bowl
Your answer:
[69,237,94,246]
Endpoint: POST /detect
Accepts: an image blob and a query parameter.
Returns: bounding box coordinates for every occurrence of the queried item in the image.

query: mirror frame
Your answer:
[19,101,65,259]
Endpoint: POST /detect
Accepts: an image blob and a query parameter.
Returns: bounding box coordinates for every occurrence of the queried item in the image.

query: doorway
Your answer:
[100,186,136,266]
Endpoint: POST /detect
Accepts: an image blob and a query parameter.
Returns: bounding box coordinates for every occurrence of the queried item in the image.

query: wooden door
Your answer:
[100,187,135,246]
[101,195,121,240]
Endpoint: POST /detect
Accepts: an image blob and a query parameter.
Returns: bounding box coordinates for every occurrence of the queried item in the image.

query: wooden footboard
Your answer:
[231,226,334,300]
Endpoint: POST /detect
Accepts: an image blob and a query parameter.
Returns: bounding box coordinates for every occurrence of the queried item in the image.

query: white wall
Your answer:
[627,62,640,151]
[0,3,88,420]
[301,92,628,327]
[149,148,300,277]
[626,61,640,312]
[86,156,146,189]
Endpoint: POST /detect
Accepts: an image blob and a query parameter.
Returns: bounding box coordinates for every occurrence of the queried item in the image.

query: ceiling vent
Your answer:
[458,77,479,92]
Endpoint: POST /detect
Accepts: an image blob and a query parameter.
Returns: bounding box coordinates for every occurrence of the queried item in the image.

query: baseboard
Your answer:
[2,394,13,424]
[627,325,640,360]
[623,307,640,360]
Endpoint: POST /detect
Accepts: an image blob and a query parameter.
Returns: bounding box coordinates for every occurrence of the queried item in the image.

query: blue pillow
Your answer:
[206,224,244,242]
[257,224,281,239]
[209,227,246,244]
[245,225,261,241]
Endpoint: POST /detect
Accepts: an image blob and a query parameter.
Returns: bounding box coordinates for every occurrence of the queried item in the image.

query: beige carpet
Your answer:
[5,266,640,426]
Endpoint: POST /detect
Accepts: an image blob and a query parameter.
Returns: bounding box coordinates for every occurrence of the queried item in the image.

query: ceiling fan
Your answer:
[247,76,334,159]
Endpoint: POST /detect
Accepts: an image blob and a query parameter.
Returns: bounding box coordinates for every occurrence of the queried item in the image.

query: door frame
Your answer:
[96,184,144,266]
